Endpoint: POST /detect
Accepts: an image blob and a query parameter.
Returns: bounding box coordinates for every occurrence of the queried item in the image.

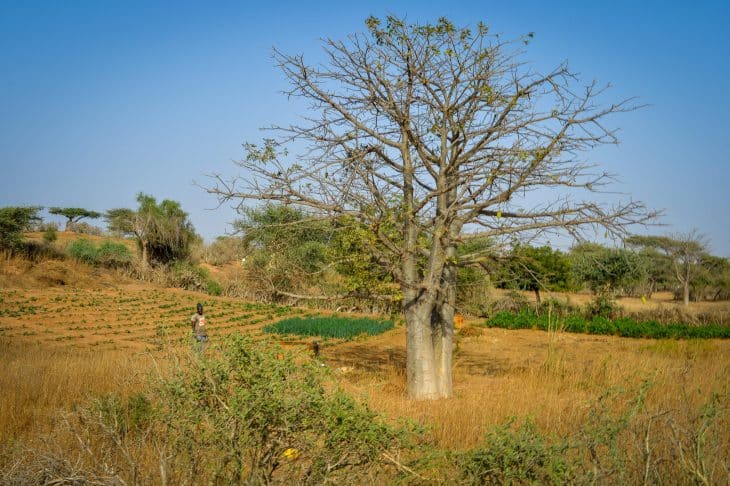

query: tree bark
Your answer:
[683,280,690,306]
[434,251,456,398]
[405,297,442,400]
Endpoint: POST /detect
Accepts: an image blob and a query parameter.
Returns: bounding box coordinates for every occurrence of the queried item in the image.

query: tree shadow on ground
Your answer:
[324,344,406,374]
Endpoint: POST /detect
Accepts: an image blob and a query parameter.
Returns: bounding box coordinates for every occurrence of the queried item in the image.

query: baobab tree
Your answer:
[208,16,655,399]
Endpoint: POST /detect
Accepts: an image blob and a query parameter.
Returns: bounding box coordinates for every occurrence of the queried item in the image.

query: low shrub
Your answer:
[66,239,98,265]
[584,293,620,318]
[484,310,730,339]
[206,279,222,296]
[3,335,411,484]
[537,297,580,317]
[265,316,394,340]
[97,242,133,268]
[66,239,133,269]
[169,261,222,296]
[459,418,574,484]
[42,226,58,244]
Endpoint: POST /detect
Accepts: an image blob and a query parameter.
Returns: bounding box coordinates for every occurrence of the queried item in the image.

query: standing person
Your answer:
[191,303,208,353]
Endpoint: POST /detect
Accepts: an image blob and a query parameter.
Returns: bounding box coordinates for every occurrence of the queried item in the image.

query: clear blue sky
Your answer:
[2,0,729,256]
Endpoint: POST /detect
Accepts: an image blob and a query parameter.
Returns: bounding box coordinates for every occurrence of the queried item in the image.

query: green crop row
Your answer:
[484,310,730,339]
[265,316,394,340]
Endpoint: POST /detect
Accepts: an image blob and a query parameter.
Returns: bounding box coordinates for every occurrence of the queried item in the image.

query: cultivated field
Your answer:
[1,260,728,482]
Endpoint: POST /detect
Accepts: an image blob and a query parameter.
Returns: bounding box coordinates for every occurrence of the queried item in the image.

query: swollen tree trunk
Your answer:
[405,296,441,400]
[403,251,456,400]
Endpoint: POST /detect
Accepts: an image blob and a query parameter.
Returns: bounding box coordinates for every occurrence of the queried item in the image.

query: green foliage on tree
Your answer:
[234,204,332,294]
[497,245,573,303]
[630,246,673,297]
[570,243,643,296]
[625,233,707,305]
[327,215,400,299]
[0,206,42,250]
[692,255,730,301]
[48,207,102,231]
[106,193,198,267]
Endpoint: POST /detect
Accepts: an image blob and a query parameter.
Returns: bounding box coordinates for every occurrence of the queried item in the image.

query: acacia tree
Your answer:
[0,206,42,250]
[570,243,643,296]
[499,245,572,304]
[626,232,707,305]
[48,207,102,231]
[208,17,654,399]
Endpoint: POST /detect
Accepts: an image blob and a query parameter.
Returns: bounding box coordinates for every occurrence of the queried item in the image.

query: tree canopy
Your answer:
[48,207,102,231]
[106,193,198,267]
[208,16,655,399]
[0,206,42,250]
[570,243,643,295]
[626,232,707,305]
[497,245,572,303]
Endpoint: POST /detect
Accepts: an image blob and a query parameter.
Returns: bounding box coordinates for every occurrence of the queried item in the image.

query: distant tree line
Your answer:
[206,203,729,308]
[2,201,727,306]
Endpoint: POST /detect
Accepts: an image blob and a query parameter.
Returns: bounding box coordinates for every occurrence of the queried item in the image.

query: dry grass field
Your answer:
[1,255,728,482]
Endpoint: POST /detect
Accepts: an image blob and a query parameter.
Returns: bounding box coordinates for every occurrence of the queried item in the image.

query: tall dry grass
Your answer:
[333,330,729,453]
[0,339,153,450]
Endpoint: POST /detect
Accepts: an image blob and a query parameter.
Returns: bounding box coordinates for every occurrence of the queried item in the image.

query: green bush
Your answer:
[538,297,579,317]
[484,310,730,339]
[265,316,394,340]
[459,418,574,484]
[206,279,222,296]
[84,335,408,483]
[170,261,211,290]
[0,206,42,250]
[4,335,411,484]
[585,293,620,318]
[66,239,133,268]
[97,241,133,268]
[66,239,99,265]
[169,261,222,296]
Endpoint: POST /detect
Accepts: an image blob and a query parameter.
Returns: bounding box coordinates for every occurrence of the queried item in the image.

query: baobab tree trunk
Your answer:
[405,298,454,399]
[403,262,455,400]
[433,256,456,398]
[405,298,442,400]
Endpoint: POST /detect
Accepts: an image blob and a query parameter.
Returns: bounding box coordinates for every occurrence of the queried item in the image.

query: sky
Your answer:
[1,0,729,256]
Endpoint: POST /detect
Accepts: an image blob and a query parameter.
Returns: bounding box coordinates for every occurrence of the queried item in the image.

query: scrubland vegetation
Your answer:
[1,196,729,483]
[2,13,729,481]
